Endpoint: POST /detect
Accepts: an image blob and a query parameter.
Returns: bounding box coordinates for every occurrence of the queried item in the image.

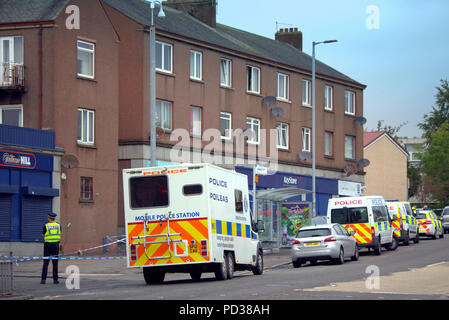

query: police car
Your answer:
[415,210,444,239]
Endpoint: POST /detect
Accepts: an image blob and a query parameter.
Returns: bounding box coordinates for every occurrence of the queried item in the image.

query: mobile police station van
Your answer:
[327,196,398,255]
[122,163,265,284]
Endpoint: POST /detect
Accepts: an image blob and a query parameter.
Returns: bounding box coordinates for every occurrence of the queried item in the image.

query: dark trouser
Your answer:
[41,242,60,281]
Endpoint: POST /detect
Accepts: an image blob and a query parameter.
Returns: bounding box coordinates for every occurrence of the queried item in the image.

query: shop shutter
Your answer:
[0,195,12,241]
[21,196,51,242]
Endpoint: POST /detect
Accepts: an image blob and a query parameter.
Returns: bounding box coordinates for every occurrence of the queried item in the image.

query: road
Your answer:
[10,235,449,302]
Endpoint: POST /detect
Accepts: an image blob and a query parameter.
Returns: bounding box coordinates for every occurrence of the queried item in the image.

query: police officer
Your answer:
[41,212,61,284]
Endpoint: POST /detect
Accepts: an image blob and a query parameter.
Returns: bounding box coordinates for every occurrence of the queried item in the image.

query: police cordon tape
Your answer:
[0,237,127,263]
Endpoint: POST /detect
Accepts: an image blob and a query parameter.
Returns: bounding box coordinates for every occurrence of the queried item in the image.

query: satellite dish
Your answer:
[262,96,276,106]
[357,158,370,168]
[61,154,79,169]
[271,106,284,117]
[354,117,367,126]
[298,151,312,161]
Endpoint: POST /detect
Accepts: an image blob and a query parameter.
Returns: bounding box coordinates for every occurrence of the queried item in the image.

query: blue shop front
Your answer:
[0,124,62,253]
[235,166,347,249]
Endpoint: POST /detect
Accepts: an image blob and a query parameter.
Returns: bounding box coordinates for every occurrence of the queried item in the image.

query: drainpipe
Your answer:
[38,25,43,129]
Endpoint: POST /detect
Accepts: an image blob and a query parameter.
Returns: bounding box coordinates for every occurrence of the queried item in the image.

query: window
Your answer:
[156,100,172,130]
[1,36,23,86]
[324,131,333,156]
[372,206,389,222]
[246,65,260,93]
[276,122,289,149]
[330,207,369,224]
[189,106,202,136]
[220,58,231,87]
[0,105,22,127]
[324,85,333,110]
[345,90,355,115]
[130,176,169,208]
[156,41,172,73]
[235,189,243,212]
[77,109,94,144]
[345,135,355,159]
[296,228,331,238]
[80,177,93,201]
[220,112,232,139]
[302,79,311,106]
[183,184,203,196]
[277,73,289,101]
[302,127,311,152]
[246,117,260,144]
[190,50,202,80]
[77,40,94,78]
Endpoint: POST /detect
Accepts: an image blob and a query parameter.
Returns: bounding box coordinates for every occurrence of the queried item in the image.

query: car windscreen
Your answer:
[415,212,427,219]
[331,207,369,224]
[130,176,169,209]
[295,228,331,238]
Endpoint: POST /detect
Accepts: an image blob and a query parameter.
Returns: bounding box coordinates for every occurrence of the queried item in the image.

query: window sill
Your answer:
[79,199,95,204]
[156,70,175,77]
[246,91,262,97]
[190,78,204,84]
[302,104,312,108]
[324,155,335,160]
[77,75,96,82]
[277,146,290,152]
[276,98,291,104]
[324,108,334,113]
[77,142,97,149]
[344,158,357,162]
[220,85,234,90]
[344,112,356,117]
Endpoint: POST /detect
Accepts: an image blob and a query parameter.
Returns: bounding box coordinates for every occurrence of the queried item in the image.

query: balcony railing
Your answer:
[0,63,24,90]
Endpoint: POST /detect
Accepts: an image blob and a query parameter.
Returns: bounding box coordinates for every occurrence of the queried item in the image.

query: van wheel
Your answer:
[403,231,410,246]
[387,236,398,251]
[226,252,235,279]
[143,268,165,285]
[373,237,382,255]
[215,252,229,281]
[190,271,202,282]
[252,249,264,275]
[413,233,420,243]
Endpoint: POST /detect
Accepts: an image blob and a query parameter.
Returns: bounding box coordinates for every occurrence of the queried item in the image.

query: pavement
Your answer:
[1,248,293,300]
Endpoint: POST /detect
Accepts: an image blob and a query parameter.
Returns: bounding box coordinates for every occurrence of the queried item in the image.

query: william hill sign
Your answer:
[0,150,36,169]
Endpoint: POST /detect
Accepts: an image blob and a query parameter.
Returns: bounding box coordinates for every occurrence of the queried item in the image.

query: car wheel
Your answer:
[215,252,229,281]
[252,249,264,275]
[432,229,438,240]
[333,247,345,265]
[351,245,359,261]
[439,229,444,239]
[292,259,302,268]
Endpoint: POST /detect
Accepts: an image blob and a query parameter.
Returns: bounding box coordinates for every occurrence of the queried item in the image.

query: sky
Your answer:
[216,0,449,138]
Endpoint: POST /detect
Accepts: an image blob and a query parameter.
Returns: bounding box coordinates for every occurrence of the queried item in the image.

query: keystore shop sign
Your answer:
[0,150,36,169]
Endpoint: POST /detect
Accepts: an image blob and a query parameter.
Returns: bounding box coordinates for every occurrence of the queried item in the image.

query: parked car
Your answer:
[291,224,359,268]
[442,206,449,234]
[415,210,444,239]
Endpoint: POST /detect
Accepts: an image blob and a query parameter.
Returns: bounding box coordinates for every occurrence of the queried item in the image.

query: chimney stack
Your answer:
[164,0,217,28]
[275,27,303,51]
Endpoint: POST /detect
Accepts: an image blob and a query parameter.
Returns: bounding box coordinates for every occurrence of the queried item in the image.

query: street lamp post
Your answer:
[311,39,337,220]
[149,1,165,167]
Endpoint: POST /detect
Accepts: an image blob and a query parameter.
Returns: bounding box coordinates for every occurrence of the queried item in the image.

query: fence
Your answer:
[0,252,13,296]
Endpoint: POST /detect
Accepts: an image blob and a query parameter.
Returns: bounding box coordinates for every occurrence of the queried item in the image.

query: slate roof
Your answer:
[0,0,69,24]
[102,0,364,86]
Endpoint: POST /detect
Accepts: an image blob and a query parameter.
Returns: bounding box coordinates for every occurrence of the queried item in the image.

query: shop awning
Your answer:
[256,187,311,202]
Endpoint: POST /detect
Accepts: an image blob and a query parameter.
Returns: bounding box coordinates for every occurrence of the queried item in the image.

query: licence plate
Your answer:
[189,244,199,253]
[304,242,320,247]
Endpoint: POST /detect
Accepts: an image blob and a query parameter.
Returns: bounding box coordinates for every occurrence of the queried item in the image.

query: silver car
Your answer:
[291,223,359,268]
[442,207,449,234]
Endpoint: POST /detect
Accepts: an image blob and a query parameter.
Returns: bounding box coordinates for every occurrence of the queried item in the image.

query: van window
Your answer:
[372,206,389,222]
[330,207,368,224]
[403,203,413,216]
[235,189,243,212]
[130,176,168,209]
[183,184,203,195]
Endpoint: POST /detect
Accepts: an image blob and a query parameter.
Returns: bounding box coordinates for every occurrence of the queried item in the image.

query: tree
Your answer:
[419,121,449,206]
[418,79,449,142]
[374,120,408,138]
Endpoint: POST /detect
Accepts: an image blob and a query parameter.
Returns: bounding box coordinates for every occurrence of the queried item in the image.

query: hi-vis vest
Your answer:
[44,222,61,243]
